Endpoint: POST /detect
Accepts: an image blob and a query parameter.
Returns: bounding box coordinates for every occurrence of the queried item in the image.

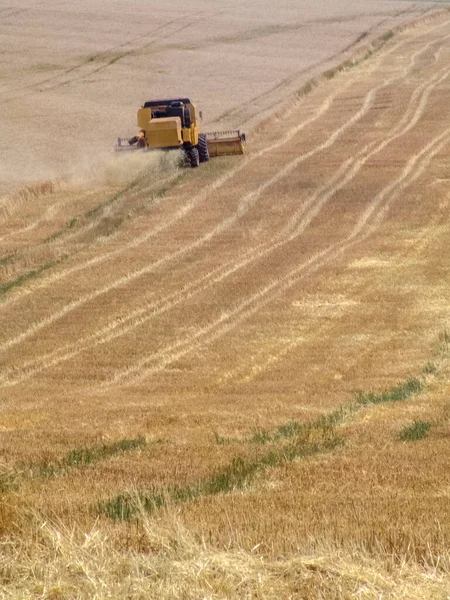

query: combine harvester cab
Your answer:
[116,98,246,167]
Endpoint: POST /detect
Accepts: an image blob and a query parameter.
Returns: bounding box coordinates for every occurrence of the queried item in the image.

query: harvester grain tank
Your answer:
[116,98,246,167]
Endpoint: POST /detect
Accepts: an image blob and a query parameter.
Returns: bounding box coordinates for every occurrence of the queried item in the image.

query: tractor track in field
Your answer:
[47,19,206,91]
[0,14,206,102]
[211,4,434,128]
[1,22,450,388]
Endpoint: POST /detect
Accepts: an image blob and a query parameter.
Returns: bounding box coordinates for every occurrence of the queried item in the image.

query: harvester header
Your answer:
[116,98,246,167]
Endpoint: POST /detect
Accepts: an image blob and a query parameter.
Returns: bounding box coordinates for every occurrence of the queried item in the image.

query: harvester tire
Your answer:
[186,146,200,168]
[197,133,210,163]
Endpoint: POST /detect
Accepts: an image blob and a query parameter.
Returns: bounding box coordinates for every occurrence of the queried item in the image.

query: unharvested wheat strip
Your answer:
[0,26,429,310]
[0,41,446,364]
[105,124,450,387]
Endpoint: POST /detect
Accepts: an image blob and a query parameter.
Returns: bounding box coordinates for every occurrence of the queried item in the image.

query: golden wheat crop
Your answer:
[1,5,450,598]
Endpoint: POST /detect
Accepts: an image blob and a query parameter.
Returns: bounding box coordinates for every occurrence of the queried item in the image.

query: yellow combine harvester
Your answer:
[116,98,246,167]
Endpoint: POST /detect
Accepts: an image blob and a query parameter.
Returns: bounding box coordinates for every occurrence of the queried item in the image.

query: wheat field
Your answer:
[1,2,450,598]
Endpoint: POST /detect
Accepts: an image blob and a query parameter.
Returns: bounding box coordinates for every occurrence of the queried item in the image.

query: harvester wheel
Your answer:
[197,133,210,163]
[186,146,200,168]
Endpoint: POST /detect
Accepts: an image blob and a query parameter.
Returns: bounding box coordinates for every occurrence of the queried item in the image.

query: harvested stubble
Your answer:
[1,512,449,599]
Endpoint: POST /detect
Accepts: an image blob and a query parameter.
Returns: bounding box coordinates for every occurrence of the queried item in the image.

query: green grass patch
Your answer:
[354,377,422,406]
[423,362,437,375]
[297,81,317,98]
[250,429,273,444]
[100,426,342,521]
[323,68,338,80]
[215,376,424,449]
[0,252,17,267]
[380,30,394,42]
[0,258,63,298]
[63,436,146,468]
[438,330,450,354]
[216,407,349,447]
[45,217,79,243]
[180,374,427,526]
[0,465,19,494]
[1,436,149,495]
[399,421,432,442]
[84,52,129,67]
[37,436,147,478]
[212,431,232,445]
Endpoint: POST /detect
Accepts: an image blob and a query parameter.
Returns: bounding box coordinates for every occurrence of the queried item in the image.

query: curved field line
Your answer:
[103,123,450,388]
[0,196,68,243]
[44,20,204,93]
[212,13,450,127]
[0,16,199,102]
[1,42,449,386]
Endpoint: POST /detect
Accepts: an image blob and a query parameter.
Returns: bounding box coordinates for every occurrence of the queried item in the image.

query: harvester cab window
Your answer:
[166,101,185,126]
[184,106,191,127]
